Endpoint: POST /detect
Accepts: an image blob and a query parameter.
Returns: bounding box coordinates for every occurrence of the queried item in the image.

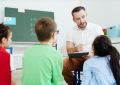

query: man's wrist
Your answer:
[74,47,78,52]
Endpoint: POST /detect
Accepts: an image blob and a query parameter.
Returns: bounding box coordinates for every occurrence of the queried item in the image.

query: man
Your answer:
[62,6,103,85]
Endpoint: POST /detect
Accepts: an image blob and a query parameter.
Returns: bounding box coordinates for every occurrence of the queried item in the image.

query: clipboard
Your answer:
[68,52,89,58]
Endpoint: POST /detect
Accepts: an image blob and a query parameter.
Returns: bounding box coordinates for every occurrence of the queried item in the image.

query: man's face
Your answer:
[72,9,87,29]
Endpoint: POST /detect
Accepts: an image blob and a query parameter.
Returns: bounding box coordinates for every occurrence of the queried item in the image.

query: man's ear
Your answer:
[1,37,7,44]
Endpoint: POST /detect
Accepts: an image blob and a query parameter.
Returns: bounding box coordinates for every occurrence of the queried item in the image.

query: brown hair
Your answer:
[72,6,86,16]
[0,23,12,43]
[35,17,57,41]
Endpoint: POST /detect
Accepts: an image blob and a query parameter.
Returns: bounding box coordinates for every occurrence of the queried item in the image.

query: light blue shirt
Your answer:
[81,55,116,85]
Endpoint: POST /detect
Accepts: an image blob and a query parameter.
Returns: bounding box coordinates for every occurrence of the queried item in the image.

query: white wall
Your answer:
[0,0,120,56]
[1,0,120,69]
[0,0,82,68]
[80,0,120,27]
[0,0,80,55]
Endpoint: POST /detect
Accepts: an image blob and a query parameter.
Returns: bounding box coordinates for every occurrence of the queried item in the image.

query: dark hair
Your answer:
[35,17,57,41]
[0,23,12,43]
[92,35,120,85]
[72,6,86,15]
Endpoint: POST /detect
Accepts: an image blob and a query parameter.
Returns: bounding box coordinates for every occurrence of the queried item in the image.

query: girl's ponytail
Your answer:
[109,46,120,85]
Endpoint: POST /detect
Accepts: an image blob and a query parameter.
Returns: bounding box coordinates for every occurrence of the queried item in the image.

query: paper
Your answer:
[4,17,16,25]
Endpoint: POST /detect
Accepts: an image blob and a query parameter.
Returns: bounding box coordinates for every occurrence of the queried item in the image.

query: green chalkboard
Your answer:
[5,7,54,42]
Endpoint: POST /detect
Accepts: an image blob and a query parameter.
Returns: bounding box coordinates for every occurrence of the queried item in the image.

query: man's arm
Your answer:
[66,41,83,53]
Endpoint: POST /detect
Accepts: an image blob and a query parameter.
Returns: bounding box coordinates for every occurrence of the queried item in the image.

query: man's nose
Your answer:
[80,18,84,22]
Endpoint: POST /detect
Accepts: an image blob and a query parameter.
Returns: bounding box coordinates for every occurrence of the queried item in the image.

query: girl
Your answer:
[82,35,120,85]
[0,23,12,85]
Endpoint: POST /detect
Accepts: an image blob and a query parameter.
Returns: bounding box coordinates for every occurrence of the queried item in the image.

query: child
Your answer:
[22,17,64,85]
[0,23,12,85]
[82,35,120,85]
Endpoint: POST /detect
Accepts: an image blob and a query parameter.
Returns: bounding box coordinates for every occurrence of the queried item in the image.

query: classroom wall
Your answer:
[0,0,81,68]
[0,0,80,56]
[0,0,120,69]
[0,0,120,48]
[0,0,120,56]
[80,0,120,27]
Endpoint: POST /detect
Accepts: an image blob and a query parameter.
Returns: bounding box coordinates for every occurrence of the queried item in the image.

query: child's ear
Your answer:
[51,32,55,38]
[1,37,7,44]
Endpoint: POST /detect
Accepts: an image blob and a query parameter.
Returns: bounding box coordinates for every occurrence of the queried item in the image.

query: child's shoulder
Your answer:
[0,47,10,56]
[84,56,99,64]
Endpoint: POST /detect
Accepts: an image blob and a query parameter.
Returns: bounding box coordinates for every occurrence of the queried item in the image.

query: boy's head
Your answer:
[0,23,12,48]
[35,17,58,44]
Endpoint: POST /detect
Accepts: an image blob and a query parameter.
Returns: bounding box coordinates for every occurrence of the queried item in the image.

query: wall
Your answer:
[0,0,81,69]
[79,0,120,27]
[0,0,120,57]
[0,0,80,55]
[0,0,120,45]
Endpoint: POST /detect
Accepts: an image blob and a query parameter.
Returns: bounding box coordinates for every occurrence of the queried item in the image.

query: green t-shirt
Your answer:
[22,44,64,85]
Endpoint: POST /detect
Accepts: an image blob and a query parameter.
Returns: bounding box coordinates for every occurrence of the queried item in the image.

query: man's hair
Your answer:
[72,6,86,15]
[35,17,57,41]
[0,23,11,42]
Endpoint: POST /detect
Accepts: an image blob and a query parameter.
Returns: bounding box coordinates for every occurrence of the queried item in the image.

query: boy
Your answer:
[22,17,64,85]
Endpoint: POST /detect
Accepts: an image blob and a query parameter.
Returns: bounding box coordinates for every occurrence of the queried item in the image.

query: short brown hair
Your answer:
[35,17,57,41]
[72,6,86,15]
[0,23,12,43]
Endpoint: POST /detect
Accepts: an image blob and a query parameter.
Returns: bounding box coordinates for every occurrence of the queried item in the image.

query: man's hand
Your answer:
[75,44,84,52]
[66,41,84,53]
[83,51,94,59]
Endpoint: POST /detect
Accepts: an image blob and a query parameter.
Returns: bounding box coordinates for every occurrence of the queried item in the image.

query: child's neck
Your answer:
[40,41,52,46]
